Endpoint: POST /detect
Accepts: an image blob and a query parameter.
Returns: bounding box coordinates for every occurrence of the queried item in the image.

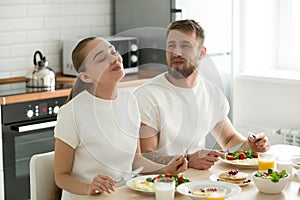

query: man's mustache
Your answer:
[171,57,187,62]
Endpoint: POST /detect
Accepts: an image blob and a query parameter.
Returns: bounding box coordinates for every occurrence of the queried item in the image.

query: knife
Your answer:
[114,166,144,188]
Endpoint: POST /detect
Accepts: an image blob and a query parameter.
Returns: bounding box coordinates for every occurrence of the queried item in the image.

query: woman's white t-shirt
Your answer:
[54,90,140,200]
[134,73,229,155]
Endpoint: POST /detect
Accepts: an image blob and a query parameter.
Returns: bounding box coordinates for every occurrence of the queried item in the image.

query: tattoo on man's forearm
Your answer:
[142,152,174,165]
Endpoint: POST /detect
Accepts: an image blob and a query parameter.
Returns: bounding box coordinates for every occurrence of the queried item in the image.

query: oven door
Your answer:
[2,118,57,200]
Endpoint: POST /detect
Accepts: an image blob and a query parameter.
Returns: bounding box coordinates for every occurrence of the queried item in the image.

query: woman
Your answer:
[54,37,187,199]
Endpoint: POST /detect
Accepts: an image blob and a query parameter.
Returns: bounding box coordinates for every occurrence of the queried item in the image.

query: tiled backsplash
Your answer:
[0,0,112,79]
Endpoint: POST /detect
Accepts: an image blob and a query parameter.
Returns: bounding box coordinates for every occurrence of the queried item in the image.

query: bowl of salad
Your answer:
[252,168,289,194]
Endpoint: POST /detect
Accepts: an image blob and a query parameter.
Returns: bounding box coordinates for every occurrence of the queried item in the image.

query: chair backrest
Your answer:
[30,151,60,200]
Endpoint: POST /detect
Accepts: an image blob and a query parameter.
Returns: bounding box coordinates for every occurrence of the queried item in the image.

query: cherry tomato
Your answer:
[226,155,235,160]
[239,153,247,159]
[178,176,183,184]
[165,173,173,178]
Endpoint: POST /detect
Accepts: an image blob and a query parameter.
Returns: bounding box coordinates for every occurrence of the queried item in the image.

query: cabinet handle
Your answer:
[15,121,57,132]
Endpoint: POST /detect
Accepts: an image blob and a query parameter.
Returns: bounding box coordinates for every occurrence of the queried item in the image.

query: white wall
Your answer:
[0,0,112,79]
[232,74,300,144]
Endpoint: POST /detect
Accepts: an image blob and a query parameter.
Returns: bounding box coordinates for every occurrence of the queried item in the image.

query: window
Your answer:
[278,0,300,70]
[238,0,300,73]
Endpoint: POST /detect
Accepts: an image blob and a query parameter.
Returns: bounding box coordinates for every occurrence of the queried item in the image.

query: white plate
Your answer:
[219,157,258,168]
[126,175,157,194]
[176,181,242,200]
[209,173,251,186]
[126,174,191,194]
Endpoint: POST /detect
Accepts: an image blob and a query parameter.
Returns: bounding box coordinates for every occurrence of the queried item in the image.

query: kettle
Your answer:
[26,50,55,90]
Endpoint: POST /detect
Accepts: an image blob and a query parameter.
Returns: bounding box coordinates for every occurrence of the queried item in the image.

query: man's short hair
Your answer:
[167,19,205,45]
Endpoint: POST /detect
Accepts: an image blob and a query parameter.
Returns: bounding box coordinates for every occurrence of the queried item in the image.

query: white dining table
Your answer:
[74,145,300,200]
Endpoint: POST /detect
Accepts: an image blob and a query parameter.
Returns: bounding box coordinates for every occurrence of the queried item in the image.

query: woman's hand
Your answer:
[163,155,188,174]
[247,133,270,152]
[87,175,116,195]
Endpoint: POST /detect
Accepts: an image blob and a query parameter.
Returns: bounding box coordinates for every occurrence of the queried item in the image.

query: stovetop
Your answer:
[0,82,73,97]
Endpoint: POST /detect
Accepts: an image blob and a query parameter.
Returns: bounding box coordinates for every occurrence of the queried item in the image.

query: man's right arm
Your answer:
[139,123,174,165]
[139,123,222,169]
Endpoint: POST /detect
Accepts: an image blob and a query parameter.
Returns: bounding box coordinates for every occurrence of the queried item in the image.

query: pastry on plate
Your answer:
[218,169,249,184]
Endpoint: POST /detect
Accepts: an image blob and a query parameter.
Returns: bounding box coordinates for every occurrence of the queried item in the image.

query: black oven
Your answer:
[1,96,67,200]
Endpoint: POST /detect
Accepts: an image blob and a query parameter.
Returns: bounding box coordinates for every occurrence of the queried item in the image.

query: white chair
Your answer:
[30,151,61,200]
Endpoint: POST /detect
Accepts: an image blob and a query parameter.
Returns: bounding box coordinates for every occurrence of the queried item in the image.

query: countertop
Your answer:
[0,70,162,105]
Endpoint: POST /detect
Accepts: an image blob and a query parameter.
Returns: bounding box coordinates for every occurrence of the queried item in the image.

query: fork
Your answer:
[95,177,125,193]
[177,149,189,170]
[115,177,124,184]
[115,167,144,187]
[95,178,125,193]
[184,149,189,161]
[248,131,256,139]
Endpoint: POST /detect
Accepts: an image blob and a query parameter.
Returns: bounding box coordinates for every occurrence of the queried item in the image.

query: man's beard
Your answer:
[167,64,196,79]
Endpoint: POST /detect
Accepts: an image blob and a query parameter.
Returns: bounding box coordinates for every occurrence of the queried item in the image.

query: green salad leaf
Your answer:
[255,168,288,183]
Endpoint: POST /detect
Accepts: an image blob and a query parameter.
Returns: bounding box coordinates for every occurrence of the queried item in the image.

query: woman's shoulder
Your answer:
[58,91,88,114]
[57,100,73,118]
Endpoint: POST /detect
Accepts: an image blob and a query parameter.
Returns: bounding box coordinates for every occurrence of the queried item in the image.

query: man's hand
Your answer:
[247,133,270,152]
[164,155,188,174]
[188,149,224,170]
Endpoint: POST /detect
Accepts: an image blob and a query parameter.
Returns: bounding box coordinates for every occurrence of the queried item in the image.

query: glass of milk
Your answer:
[154,178,175,200]
[276,156,293,179]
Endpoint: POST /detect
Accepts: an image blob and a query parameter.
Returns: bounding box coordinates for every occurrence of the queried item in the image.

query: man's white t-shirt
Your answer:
[54,90,140,200]
[134,72,229,155]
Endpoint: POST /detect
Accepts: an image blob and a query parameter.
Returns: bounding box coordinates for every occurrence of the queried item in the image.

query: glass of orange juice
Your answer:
[205,188,226,200]
[258,153,275,171]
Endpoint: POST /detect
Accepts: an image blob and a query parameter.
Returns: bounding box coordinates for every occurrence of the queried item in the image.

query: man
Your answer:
[133,19,269,170]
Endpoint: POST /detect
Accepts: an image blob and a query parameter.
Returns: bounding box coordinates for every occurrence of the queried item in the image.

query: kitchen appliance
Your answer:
[113,0,232,74]
[26,50,56,91]
[62,36,139,76]
[0,83,72,200]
